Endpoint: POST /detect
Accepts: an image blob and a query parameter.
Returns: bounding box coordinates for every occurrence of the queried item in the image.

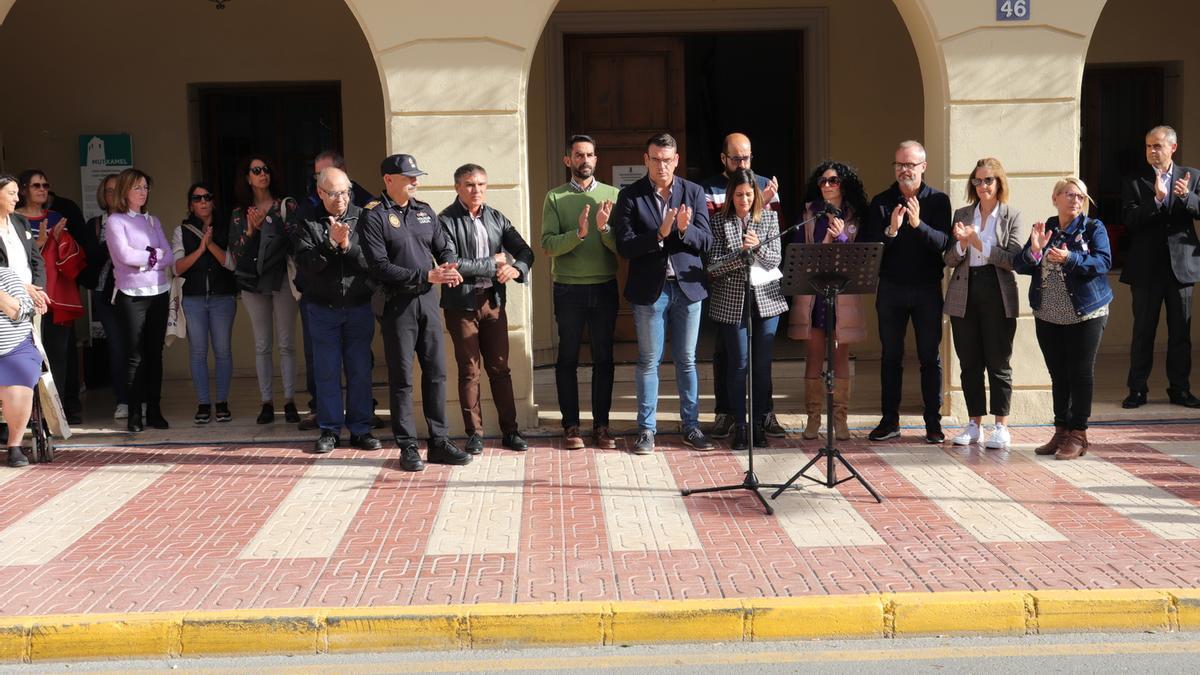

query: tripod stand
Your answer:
[681,217,800,515]
[770,243,884,503]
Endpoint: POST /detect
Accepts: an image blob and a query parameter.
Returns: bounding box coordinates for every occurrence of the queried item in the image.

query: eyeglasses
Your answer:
[971,177,997,187]
[818,176,841,187]
[1061,192,1086,201]
[249,166,272,176]
[725,155,753,164]
[190,194,214,203]
[321,189,351,200]
[646,156,676,167]
[130,184,151,193]
[893,162,924,171]
[26,182,50,190]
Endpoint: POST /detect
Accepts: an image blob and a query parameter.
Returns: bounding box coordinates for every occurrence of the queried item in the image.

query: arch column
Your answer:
[892,0,1108,423]
[343,0,560,433]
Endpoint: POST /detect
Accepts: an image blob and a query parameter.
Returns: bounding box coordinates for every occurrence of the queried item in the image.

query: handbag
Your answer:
[166,223,204,346]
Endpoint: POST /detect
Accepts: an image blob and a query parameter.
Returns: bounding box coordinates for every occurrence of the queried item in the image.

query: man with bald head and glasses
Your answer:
[861,140,952,444]
[291,167,381,455]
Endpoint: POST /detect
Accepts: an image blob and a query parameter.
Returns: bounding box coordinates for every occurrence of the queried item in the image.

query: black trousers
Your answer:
[114,291,169,412]
[553,280,618,429]
[1126,267,1193,393]
[950,267,1016,417]
[712,326,774,416]
[380,294,448,443]
[40,316,81,415]
[1036,315,1107,430]
[876,279,943,425]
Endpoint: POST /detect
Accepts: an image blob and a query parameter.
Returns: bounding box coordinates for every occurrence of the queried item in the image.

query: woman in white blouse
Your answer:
[943,158,1027,450]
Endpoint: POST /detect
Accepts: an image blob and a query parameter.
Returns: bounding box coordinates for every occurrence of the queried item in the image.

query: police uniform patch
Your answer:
[365,200,381,210]
[389,213,401,227]
[416,213,432,224]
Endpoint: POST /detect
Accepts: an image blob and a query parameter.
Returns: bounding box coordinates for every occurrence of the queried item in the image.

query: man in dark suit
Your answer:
[614,133,713,455]
[1120,125,1200,408]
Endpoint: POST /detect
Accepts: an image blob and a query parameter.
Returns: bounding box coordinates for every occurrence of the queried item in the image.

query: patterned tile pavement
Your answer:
[3,423,1200,615]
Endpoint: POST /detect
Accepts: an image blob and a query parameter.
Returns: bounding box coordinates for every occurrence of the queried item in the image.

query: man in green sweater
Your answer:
[541,134,621,450]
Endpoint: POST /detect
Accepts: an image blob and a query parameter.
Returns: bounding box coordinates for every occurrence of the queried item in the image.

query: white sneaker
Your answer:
[951,421,980,446]
[113,404,129,420]
[985,424,1011,449]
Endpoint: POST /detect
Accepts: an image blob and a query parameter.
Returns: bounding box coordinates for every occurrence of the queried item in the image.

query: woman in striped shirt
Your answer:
[0,265,41,467]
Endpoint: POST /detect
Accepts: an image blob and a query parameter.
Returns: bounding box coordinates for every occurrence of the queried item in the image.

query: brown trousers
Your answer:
[445,288,518,435]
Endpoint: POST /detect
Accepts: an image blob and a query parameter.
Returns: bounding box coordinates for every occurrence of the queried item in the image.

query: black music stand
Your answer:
[770,242,884,503]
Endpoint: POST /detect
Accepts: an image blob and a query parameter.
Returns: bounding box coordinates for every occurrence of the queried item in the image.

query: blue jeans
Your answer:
[308,302,376,436]
[631,281,702,433]
[719,315,779,428]
[181,294,236,404]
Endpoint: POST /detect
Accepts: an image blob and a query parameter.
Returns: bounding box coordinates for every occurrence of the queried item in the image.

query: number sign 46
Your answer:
[997,0,1030,21]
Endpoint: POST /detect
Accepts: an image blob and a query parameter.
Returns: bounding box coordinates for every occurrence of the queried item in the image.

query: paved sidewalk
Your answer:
[2,423,1200,616]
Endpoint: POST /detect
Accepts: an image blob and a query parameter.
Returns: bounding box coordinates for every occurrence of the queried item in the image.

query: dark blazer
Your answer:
[438,200,534,312]
[1119,164,1200,285]
[943,203,1026,318]
[614,175,712,304]
[0,213,46,287]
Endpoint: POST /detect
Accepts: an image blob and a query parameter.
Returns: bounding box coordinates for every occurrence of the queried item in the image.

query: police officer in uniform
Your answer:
[362,154,472,471]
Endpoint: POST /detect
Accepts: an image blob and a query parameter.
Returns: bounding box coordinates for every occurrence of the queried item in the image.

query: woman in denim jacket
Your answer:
[1014,176,1112,460]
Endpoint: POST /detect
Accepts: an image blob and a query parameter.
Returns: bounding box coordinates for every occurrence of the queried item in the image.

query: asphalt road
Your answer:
[3,632,1200,673]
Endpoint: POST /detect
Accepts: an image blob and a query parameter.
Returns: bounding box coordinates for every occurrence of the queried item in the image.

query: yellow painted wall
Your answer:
[0,0,386,380]
[527,0,926,359]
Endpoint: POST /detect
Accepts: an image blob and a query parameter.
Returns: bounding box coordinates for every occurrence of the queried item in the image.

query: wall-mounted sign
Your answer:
[79,134,133,222]
[996,0,1030,21]
[612,164,647,190]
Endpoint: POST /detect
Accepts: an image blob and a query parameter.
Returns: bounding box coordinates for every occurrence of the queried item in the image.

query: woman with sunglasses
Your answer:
[229,155,300,425]
[15,168,84,425]
[77,174,129,421]
[944,158,1027,450]
[706,169,787,449]
[106,168,174,432]
[1014,177,1112,460]
[174,183,236,424]
[789,161,869,441]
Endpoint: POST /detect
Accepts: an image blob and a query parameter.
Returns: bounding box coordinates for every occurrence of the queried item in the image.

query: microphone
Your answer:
[822,202,842,218]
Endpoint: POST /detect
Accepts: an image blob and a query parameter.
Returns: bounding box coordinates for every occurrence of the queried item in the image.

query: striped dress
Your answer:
[0,266,34,356]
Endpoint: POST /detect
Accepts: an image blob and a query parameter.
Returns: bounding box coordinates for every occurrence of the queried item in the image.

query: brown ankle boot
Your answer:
[1035,425,1068,456]
[1055,429,1089,460]
[803,378,824,440]
[833,378,851,440]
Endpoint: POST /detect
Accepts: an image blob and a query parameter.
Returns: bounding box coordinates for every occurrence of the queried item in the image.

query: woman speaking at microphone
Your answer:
[705,169,787,450]
[788,161,869,441]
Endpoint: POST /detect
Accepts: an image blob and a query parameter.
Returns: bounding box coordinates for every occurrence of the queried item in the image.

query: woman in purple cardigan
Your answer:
[105,169,174,432]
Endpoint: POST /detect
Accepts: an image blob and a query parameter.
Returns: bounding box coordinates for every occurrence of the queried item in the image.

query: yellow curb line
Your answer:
[0,588,1196,663]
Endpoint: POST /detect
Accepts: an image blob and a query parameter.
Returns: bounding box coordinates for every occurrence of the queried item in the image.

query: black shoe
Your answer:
[1122,390,1147,409]
[284,401,301,424]
[313,430,339,454]
[194,404,212,425]
[925,424,945,444]
[350,433,382,451]
[752,424,769,448]
[731,425,749,450]
[465,433,484,455]
[298,414,318,431]
[709,413,735,439]
[127,412,144,433]
[256,403,274,424]
[1167,389,1200,408]
[762,412,788,438]
[682,427,714,450]
[868,421,900,442]
[215,402,232,423]
[7,446,28,467]
[66,411,83,426]
[146,409,169,430]
[398,443,425,472]
[428,438,473,465]
[371,414,387,430]
[502,431,529,452]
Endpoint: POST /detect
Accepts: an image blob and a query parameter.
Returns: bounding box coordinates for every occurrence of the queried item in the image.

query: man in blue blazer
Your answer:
[614,133,713,455]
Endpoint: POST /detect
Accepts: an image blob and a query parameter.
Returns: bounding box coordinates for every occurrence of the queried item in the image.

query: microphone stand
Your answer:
[682,209,825,514]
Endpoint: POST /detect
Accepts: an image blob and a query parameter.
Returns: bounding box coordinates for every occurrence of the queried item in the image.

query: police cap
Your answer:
[380,154,427,178]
